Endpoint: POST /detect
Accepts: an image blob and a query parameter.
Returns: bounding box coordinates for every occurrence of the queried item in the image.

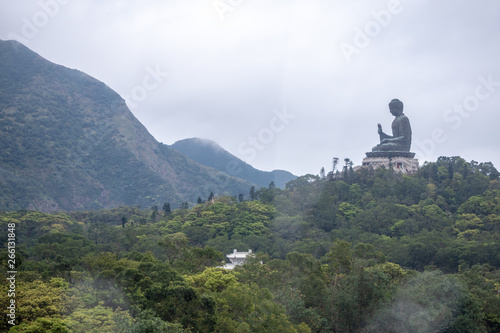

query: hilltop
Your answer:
[171,138,296,189]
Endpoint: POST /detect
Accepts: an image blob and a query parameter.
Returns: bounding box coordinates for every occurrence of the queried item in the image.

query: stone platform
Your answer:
[361,152,419,174]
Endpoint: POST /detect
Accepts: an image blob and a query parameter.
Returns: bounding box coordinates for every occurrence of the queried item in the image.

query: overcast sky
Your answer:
[1,0,499,176]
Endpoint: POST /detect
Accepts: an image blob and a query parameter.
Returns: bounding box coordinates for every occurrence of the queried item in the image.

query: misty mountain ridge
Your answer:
[171,138,296,189]
[0,39,261,212]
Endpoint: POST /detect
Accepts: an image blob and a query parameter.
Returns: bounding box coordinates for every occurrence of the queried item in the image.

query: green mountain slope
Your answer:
[0,40,253,212]
[171,138,296,189]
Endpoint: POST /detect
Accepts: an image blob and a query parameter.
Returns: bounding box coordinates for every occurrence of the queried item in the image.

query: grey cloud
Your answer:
[1,0,499,175]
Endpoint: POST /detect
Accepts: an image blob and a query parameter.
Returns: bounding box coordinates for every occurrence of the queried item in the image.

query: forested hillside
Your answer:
[1,156,499,332]
[0,39,253,212]
[171,138,296,189]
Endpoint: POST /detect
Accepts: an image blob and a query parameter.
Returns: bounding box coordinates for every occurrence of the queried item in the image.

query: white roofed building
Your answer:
[223,249,253,269]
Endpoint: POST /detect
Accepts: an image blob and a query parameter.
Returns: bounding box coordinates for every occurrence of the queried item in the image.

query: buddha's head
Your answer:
[389,99,403,116]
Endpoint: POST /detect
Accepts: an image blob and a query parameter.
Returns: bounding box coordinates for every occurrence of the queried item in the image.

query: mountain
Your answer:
[171,138,297,189]
[0,39,254,212]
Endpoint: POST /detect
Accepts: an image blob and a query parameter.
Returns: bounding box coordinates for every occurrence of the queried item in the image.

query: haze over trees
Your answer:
[2,156,499,332]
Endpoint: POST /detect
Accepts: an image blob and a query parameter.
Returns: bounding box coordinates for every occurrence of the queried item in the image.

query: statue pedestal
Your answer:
[365,151,415,158]
[362,152,418,174]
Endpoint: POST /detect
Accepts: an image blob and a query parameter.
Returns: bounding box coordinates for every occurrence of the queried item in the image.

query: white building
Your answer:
[361,156,419,174]
[223,249,253,269]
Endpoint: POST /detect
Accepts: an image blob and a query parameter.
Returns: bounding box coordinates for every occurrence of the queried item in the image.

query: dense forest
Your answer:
[1,156,500,332]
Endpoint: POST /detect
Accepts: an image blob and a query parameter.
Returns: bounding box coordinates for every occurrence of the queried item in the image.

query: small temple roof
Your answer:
[223,249,253,269]
[226,249,252,259]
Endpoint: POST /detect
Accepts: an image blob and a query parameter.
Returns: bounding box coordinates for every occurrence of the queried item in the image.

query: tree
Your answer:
[333,157,339,174]
[460,264,500,331]
[127,310,184,333]
[65,305,133,332]
[238,193,244,203]
[320,167,326,180]
[215,282,308,333]
[249,186,256,201]
[197,197,203,204]
[143,281,217,331]
[341,158,354,183]
[162,202,171,215]
[477,161,500,180]
[186,267,238,293]
[150,205,158,223]
[7,317,70,332]
[4,278,68,328]
[208,192,215,202]
[367,271,485,333]
[324,239,353,281]
[121,216,126,228]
